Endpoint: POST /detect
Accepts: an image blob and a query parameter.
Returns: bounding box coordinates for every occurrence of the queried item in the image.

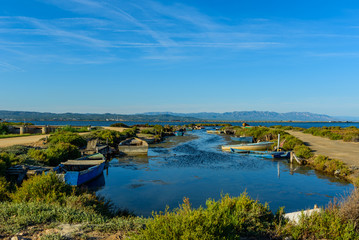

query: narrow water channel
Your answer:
[92,129,353,217]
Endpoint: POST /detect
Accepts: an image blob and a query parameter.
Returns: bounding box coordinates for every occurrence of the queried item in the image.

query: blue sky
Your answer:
[1,0,359,116]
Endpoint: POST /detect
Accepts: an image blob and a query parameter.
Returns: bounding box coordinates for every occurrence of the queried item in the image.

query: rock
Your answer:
[334,170,341,175]
[11,237,19,240]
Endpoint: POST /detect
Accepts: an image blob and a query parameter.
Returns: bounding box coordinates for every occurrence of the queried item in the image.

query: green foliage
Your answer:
[310,155,351,176]
[0,152,20,175]
[0,124,10,135]
[48,131,87,148]
[0,145,29,155]
[28,148,48,163]
[11,172,73,204]
[293,145,313,159]
[133,193,280,240]
[84,128,137,147]
[46,143,80,166]
[286,208,358,240]
[303,126,359,142]
[0,173,144,236]
[110,122,130,128]
[0,176,10,201]
[56,125,90,133]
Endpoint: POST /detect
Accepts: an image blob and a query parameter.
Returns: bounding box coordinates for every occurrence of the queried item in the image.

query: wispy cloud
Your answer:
[2,0,357,68]
[0,62,23,72]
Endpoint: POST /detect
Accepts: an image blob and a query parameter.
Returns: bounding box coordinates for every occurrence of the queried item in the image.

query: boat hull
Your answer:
[230,136,253,143]
[231,149,291,159]
[222,142,273,151]
[55,160,106,186]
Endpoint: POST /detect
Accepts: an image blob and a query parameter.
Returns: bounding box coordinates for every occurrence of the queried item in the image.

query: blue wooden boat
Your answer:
[55,160,105,186]
[174,131,184,136]
[230,136,253,143]
[230,148,290,159]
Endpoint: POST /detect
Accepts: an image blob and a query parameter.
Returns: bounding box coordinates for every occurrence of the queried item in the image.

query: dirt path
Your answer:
[0,132,89,148]
[287,130,359,167]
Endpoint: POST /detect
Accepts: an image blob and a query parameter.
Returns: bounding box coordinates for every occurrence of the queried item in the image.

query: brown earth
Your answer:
[0,132,90,148]
[286,130,359,167]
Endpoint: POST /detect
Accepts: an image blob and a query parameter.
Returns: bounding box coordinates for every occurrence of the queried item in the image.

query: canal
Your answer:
[92,129,353,217]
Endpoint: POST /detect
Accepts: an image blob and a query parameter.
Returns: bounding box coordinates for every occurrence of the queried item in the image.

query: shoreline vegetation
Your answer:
[1,123,359,239]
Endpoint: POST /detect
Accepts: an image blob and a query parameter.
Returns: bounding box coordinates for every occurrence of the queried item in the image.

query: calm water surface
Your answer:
[92,129,353,217]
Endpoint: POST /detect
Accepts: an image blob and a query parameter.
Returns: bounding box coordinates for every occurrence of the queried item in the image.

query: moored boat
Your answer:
[222,141,273,151]
[174,131,184,136]
[230,148,290,159]
[207,130,223,134]
[118,137,149,155]
[55,160,105,186]
[78,153,106,160]
[230,136,253,143]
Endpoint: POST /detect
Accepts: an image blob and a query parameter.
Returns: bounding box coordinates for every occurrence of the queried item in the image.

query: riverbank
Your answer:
[287,130,359,180]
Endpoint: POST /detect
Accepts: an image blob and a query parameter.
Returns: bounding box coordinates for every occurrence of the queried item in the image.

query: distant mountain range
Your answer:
[0,110,198,122]
[143,111,337,121]
[0,110,350,122]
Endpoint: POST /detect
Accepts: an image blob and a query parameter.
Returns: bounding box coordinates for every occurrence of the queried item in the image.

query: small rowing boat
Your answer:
[230,148,291,159]
[55,160,105,186]
[230,136,253,143]
[222,141,273,151]
[118,137,149,155]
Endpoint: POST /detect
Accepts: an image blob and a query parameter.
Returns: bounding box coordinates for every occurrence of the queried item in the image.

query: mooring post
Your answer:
[290,151,293,164]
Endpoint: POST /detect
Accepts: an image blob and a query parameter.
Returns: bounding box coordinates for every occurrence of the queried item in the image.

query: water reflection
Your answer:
[96,130,353,217]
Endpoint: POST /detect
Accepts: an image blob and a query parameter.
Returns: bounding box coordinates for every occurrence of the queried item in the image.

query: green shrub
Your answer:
[0,176,10,201]
[286,209,358,240]
[293,145,313,159]
[0,145,29,155]
[11,172,72,204]
[56,125,89,133]
[132,193,281,240]
[0,124,9,135]
[110,123,129,128]
[28,148,48,163]
[84,128,136,147]
[310,155,351,176]
[0,152,19,171]
[48,132,87,148]
[141,128,155,135]
[46,143,80,166]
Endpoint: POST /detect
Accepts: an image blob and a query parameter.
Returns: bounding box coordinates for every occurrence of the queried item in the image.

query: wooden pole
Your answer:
[277,134,280,151]
[290,151,293,164]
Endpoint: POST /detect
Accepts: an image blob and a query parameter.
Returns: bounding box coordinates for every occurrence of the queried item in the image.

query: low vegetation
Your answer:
[303,126,359,142]
[132,193,283,240]
[308,155,352,177]
[2,172,359,239]
[110,122,130,128]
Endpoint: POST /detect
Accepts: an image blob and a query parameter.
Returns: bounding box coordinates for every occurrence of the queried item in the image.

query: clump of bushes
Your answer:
[28,143,80,166]
[47,131,87,148]
[132,193,283,239]
[0,173,144,236]
[110,122,129,128]
[303,126,359,142]
[309,155,351,177]
[0,124,10,135]
[11,172,72,204]
[285,189,359,239]
[84,128,137,147]
[56,125,90,133]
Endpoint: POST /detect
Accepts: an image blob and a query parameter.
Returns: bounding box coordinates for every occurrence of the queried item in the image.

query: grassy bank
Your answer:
[1,173,359,239]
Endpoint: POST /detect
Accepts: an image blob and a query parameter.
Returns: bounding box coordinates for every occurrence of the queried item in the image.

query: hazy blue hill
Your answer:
[0,110,340,122]
[144,111,336,121]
